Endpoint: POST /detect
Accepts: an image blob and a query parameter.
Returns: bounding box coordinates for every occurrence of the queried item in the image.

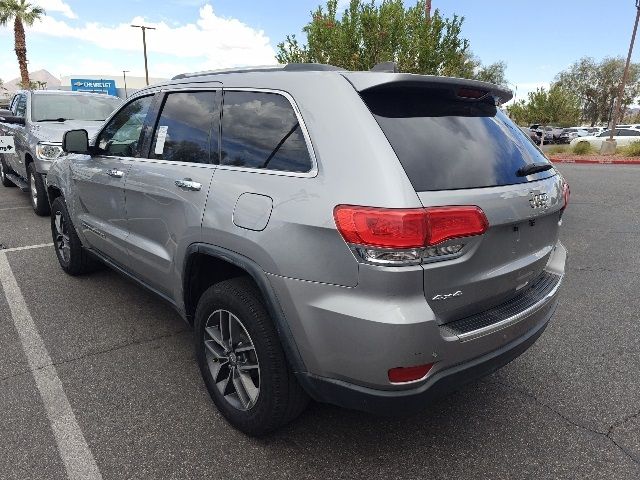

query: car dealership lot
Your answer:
[0,164,639,479]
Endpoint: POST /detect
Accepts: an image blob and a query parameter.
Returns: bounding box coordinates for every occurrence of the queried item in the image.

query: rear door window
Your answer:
[361,86,555,191]
[220,91,312,173]
[150,91,219,164]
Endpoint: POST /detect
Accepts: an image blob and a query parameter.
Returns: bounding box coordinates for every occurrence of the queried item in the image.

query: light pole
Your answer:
[122,70,130,98]
[605,0,640,152]
[131,24,156,86]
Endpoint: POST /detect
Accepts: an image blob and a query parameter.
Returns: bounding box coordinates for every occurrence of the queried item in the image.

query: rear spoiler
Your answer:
[342,70,513,104]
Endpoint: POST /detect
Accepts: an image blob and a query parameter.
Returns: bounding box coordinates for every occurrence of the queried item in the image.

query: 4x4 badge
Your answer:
[529,192,549,209]
[432,290,462,301]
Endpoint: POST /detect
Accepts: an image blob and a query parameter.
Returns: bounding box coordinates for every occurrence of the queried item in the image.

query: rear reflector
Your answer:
[562,182,570,210]
[388,363,434,383]
[334,205,488,249]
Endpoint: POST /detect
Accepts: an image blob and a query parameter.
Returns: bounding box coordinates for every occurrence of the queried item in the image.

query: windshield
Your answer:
[31,94,121,122]
[361,86,554,191]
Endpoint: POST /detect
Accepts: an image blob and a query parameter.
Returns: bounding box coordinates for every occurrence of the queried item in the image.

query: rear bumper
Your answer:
[296,299,554,414]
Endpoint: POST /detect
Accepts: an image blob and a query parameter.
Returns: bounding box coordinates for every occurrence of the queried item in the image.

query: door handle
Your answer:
[175,178,202,191]
[106,169,124,178]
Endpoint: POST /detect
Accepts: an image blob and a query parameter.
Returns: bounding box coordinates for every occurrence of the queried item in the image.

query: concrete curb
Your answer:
[549,156,640,165]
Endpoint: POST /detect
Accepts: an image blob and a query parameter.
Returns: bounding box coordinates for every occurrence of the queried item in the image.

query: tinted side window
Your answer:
[97,95,153,157]
[221,91,312,173]
[14,95,27,117]
[150,91,219,164]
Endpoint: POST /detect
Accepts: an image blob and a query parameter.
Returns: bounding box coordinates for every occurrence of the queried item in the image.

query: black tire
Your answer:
[28,163,50,216]
[50,196,101,275]
[195,277,309,436]
[0,157,15,187]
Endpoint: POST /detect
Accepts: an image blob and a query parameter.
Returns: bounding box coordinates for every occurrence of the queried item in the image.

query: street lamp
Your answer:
[131,24,156,86]
[122,70,130,98]
[605,0,640,153]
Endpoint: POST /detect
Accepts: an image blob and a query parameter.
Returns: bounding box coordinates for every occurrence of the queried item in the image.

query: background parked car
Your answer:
[557,128,588,144]
[569,128,640,149]
[0,90,121,215]
[520,126,541,145]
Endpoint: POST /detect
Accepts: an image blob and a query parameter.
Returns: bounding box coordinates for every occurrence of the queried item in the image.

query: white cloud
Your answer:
[33,0,77,19]
[26,4,276,74]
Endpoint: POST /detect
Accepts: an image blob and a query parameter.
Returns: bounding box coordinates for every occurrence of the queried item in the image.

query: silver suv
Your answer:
[46,63,568,436]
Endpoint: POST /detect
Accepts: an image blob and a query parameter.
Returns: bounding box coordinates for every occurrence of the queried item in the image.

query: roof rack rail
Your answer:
[172,65,284,80]
[172,63,344,80]
[370,61,399,73]
[282,63,344,72]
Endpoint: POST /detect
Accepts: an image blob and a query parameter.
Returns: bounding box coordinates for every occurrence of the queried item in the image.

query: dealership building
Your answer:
[59,74,169,99]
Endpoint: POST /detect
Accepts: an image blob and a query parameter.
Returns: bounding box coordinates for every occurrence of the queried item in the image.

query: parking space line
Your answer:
[0,252,102,480]
[0,206,32,211]
[2,243,54,253]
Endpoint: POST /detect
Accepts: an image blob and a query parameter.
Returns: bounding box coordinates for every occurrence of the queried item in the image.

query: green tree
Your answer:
[0,0,45,87]
[277,0,506,84]
[506,84,581,127]
[555,57,640,126]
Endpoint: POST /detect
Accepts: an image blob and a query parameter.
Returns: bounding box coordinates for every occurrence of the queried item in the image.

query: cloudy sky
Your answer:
[1,0,639,101]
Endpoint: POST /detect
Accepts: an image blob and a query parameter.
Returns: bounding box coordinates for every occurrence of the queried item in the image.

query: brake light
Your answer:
[388,363,434,383]
[426,206,489,245]
[333,205,488,248]
[457,87,487,99]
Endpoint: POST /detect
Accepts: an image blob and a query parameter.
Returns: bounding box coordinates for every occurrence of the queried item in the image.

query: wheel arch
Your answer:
[47,184,63,206]
[183,243,307,374]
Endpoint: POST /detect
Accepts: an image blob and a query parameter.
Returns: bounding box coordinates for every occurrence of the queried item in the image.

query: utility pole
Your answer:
[425,0,432,22]
[605,1,640,152]
[131,24,156,86]
[122,70,130,98]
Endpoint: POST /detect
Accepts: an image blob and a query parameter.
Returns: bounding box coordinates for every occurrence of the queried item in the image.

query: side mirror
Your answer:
[0,115,26,126]
[62,129,90,154]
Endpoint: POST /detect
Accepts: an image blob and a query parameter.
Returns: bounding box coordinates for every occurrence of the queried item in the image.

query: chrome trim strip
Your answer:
[80,221,106,239]
[456,272,563,342]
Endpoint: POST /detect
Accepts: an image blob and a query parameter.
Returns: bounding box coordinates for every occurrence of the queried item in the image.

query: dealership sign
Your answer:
[70,79,117,96]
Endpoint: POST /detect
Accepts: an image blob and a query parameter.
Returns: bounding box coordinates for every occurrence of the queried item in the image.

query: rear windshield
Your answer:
[361,86,554,191]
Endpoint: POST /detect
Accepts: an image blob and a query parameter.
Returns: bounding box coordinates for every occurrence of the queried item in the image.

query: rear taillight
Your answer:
[334,205,488,266]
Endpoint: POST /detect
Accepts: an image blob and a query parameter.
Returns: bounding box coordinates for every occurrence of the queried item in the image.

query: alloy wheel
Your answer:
[204,309,260,411]
[54,211,71,263]
[0,161,4,182]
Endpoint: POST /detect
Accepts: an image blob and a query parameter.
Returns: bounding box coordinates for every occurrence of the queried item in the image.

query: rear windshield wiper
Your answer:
[37,118,69,122]
[516,162,554,177]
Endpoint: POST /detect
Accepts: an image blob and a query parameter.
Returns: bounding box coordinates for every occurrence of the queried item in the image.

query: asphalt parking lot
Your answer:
[1,164,639,479]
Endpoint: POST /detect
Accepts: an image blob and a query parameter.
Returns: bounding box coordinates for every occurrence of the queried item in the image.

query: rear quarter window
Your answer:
[220,91,313,173]
[361,86,554,191]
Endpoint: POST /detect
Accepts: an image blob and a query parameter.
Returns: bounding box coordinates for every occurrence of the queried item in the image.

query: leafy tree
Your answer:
[506,84,581,127]
[0,0,45,87]
[276,0,507,84]
[475,60,507,86]
[555,57,640,126]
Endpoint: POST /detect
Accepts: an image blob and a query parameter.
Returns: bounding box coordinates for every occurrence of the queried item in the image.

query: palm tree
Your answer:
[0,0,45,88]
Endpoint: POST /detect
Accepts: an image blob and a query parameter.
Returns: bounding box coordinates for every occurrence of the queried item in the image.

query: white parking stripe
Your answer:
[2,243,54,253]
[0,206,32,211]
[0,252,102,480]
